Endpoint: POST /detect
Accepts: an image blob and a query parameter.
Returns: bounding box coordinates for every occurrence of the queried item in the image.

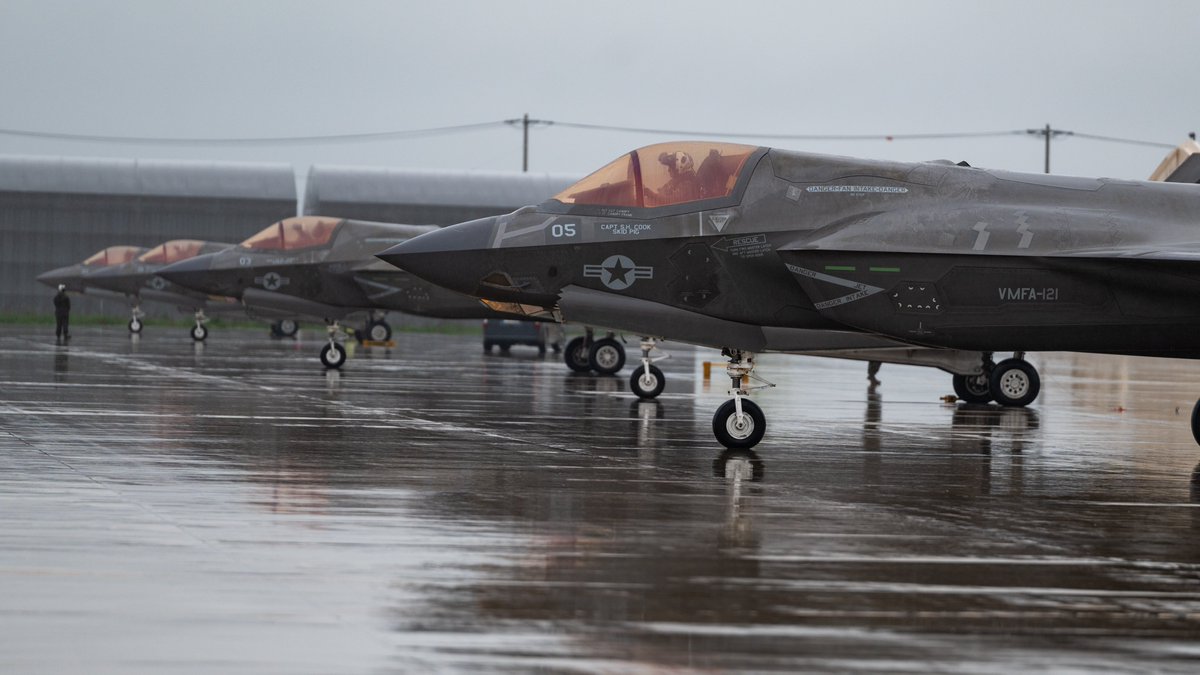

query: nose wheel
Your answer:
[128,306,144,334]
[711,350,774,449]
[629,337,669,399]
[190,310,208,342]
[320,320,347,369]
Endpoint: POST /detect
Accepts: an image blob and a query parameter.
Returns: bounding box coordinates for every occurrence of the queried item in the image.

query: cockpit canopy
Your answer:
[241,217,343,251]
[551,141,759,209]
[138,240,207,265]
[82,246,145,267]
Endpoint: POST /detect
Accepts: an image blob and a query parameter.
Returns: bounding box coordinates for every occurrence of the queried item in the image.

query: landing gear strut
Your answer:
[629,337,668,399]
[190,310,208,342]
[128,305,144,334]
[711,350,774,449]
[320,320,347,369]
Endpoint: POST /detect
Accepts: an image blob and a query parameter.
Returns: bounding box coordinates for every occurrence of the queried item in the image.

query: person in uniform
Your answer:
[53,284,71,341]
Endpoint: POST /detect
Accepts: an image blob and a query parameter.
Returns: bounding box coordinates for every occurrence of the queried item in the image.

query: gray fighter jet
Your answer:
[79,239,264,340]
[380,140,1200,450]
[159,216,537,368]
[38,245,150,323]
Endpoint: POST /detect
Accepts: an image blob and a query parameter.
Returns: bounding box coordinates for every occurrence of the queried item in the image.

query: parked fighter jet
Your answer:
[380,140,1200,450]
[159,216,542,368]
[37,246,149,320]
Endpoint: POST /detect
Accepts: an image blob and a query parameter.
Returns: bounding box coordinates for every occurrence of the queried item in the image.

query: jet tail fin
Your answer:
[1148,139,1200,183]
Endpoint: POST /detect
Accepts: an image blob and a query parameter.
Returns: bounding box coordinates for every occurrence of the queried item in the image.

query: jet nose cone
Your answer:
[377,216,498,294]
[159,253,219,292]
[37,266,75,288]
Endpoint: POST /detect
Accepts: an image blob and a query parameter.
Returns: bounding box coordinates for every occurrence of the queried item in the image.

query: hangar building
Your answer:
[0,155,296,315]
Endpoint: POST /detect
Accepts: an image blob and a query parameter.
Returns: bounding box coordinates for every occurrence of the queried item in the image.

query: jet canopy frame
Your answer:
[138,240,208,265]
[82,246,146,267]
[545,142,766,217]
[241,217,344,252]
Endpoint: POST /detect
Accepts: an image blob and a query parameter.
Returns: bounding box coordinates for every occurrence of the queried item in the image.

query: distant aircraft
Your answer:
[380,140,1200,449]
[159,216,544,368]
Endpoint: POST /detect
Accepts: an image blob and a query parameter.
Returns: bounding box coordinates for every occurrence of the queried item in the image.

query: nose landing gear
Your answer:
[320,320,347,369]
[711,350,774,449]
[190,309,209,342]
[128,305,144,334]
[629,337,669,399]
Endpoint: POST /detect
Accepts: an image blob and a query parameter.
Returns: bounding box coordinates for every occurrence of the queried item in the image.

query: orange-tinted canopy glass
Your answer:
[241,217,342,251]
[138,240,207,265]
[553,142,758,209]
[82,246,145,267]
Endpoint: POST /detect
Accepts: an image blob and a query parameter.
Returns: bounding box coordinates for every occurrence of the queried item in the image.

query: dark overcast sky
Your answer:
[1,0,1197,179]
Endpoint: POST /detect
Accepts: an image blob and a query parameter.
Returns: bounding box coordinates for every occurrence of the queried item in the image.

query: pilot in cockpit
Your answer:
[656,151,701,203]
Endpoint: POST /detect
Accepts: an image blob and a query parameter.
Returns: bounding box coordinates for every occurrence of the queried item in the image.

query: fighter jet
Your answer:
[380,140,1200,450]
[80,239,260,340]
[37,246,149,323]
[159,216,539,368]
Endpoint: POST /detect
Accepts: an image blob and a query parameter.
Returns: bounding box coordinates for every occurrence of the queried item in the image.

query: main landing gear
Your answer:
[128,305,144,334]
[629,337,669,399]
[563,327,627,375]
[952,352,1041,407]
[190,309,209,342]
[270,319,299,338]
[361,312,392,343]
[320,320,347,369]
[712,350,775,449]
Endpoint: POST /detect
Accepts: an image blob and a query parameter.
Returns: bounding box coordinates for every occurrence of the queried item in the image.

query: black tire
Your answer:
[320,342,346,369]
[952,373,993,404]
[537,342,547,356]
[989,358,1040,407]
[128,318,143,334]
[564,337,591,373]
[277,319,299,337]
[367,320,392,342]
[712,399,766,449]
[1191,400,1200,447]
[588,337,625,375]
[629,364,666,399]
[190,324,208,342]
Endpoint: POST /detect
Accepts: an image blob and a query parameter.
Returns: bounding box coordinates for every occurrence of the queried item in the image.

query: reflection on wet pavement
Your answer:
[2,326,1200,672]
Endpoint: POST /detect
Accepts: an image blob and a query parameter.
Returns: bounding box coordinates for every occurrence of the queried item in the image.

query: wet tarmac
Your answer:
[3,324,1200,673]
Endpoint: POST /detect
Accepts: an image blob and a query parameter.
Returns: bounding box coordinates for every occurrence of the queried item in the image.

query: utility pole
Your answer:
[1026,124,1073,174]
[522,113,529,173]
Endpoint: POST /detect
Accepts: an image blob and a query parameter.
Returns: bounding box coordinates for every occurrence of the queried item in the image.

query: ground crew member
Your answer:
[53,284,71,341]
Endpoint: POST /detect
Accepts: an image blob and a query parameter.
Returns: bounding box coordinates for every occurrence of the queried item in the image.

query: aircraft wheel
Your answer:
[537,342,547,356]
[367,320,392,342]
[128,318,143,334]
[589,338,625,375]
[629,364,666,399]
[989,358,1040,407]
[563,337,591,373]
[1191,400,1200,446]
[952,373,993,404]
[190,324,208,342]
[320,342,346,369]
[712,399,766,449]
[277,319,299,337]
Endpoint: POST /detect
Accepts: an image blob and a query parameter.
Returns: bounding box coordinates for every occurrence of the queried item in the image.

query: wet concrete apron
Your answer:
[2,325,1199,673]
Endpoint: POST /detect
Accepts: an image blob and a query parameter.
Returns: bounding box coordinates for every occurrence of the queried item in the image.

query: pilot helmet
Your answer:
[57,284,66,291]
[658,151,694,175]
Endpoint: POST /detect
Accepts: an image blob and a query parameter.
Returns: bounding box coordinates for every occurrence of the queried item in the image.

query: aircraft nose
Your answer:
[37,266,74,288]
[377,216,498,294]
[159,253,218,292]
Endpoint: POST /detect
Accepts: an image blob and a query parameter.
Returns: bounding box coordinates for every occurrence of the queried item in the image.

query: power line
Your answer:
[545,121,1026,142]
[0,120,509,145]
